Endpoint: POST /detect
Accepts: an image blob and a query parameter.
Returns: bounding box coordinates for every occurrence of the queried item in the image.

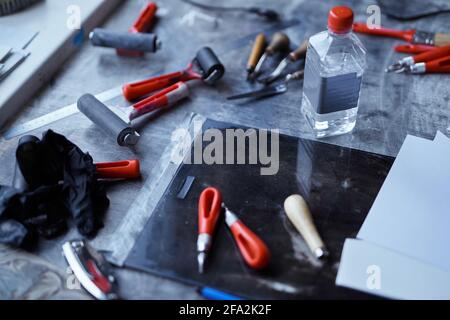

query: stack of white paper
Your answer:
[336,133,450,299]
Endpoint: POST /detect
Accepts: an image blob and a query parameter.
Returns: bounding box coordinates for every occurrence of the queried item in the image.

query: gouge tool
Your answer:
[386,45,450,72]
[284,194,328,259]
[247,33,266,80]
[404,56,450,74]
[394,44,435,54]
[227,69,304,100]
[250,32,290,81]
[258,40,308,84]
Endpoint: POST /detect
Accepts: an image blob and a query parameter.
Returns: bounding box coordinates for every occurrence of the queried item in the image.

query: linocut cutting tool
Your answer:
[123,47,224,101]
[95,160,140,179]
[403,56,450,74]
[353,22,450,46]
[246,33,266,80]
[90,2,161,55]
[250,32,291,81]
[222,203,270,270]
[394,44,435,54]
[258,40,308,84]
[227,69,304,100]
[386,45,450,72]
[197,187,222,273]
[284,194,328,259]
[62,240,118,300]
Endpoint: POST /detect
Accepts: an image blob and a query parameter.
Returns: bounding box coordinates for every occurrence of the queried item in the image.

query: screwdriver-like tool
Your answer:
[222,204,270,269]
[250,32,290,80]
[386,45,450,72]
[258,40,308,84]
[404,56,450,74]
[284,194,328,259]
[197,187,222,273]
[247,33,266,80]
[394,44,435,54]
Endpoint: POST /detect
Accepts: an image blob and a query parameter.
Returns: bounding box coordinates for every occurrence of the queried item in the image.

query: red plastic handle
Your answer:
[426,56,450,73]
[395,44,435,54]
[95,160,140,179]
[413,45,450,63]
[353,22,415,42]
[229,220,270,270]
[198,187,222,235]
[130,2,158,33]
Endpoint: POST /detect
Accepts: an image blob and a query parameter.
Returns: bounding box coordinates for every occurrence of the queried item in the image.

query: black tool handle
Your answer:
[13,135,40,191]
[77,94,140,147]
[89,28,160,53]
[195,47,225,84]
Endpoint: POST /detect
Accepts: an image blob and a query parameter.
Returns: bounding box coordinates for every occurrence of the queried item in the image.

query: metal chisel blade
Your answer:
[227,84,287,100]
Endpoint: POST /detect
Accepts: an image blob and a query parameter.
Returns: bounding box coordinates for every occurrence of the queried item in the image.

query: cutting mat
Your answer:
[124,119,394,299]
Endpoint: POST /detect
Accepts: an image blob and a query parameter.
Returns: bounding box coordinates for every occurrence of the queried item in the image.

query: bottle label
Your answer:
[303,62,362,115]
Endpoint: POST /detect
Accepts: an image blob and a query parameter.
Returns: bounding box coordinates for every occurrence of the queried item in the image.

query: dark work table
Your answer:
[1,0,450,299]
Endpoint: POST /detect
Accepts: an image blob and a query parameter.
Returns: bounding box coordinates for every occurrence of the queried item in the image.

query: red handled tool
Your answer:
[197,187,223,273]
[394,44,435,54]
[117,2,158,57]
[386,45,450,72]
[95,160,140,179]
[222,204,270,270]
[406,56,450,74]
[123,47,225,101]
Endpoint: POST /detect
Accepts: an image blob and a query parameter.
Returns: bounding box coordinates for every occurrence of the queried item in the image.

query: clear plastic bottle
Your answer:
[301,6,366,138]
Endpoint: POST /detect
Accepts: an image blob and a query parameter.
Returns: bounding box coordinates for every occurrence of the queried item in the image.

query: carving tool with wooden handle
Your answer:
[386,45,450,72]
[284,194,328,259]
[247,33,266,80]
[353,22,450,47]
[258,40,308,84]
[222,203,270,269]
[197,187,223,273]
[250,32,291,80]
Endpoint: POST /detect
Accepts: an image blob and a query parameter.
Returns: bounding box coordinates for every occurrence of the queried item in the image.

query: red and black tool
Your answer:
[90,2,161,55]
[197,187,222,273]
[353,22,450,47]
[123,47,225,101]
[386,45,450,72]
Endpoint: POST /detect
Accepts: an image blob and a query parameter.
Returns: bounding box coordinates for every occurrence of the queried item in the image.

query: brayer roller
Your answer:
[123,47,225,101]
[90,28,161,53]
[77,94,140,147]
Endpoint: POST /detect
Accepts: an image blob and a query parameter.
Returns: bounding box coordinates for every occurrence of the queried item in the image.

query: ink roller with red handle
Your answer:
[77,94,140,147]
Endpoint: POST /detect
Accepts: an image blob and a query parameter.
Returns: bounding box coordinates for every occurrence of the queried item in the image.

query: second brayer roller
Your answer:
[77,94,140,147]
[90,28,161,53]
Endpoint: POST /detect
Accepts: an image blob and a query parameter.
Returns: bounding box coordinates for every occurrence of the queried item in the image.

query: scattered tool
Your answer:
[197,187,222,273]
[284,194,328,259]
[403,56,450,74]
[222,203,270,269]
[62,240,119,300]
[95,160,140,179]
[12,135,40,191]
[386,45,450,72]
[258,40,308,84]
[117,2,158,57]
[395,44,435,54]
[198,287,244,300]
[77,94,140,147]
[123,47,225,101]
[246,33,266,80]
[227,69,304,100]
[89,29,161,54]
[250,32,291,81]
[353,22,450,46]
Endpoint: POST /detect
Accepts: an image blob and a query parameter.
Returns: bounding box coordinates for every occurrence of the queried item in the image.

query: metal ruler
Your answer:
[3,86,123,140]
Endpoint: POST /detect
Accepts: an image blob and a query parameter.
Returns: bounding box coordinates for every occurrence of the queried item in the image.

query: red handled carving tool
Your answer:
[394,44,435,54]
[197,187,222,273]
[123,47,225,101]
[117,2,159,57]
[404,56,450,74]
[221,203,270,270]
[353,22,450,46]
[386,45,450,72]
[95,160,140,179]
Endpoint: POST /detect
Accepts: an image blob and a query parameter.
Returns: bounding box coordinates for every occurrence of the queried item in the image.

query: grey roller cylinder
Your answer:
[89,28,161,53]
[12,135,40,191]
[77,94,140,147]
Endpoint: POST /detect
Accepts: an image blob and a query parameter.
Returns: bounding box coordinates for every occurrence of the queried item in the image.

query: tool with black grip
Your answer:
[89,29,161,53]
[123,47,225,101]
[77,94,140,147]
[12,135,40,191]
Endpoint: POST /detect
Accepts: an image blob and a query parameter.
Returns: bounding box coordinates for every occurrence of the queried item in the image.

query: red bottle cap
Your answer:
[328,6,354,34]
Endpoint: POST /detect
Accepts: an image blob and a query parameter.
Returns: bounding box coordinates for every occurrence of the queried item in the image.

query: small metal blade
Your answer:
[258,58,289,84]
[198,252,206,274]
[227,84,287,100]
